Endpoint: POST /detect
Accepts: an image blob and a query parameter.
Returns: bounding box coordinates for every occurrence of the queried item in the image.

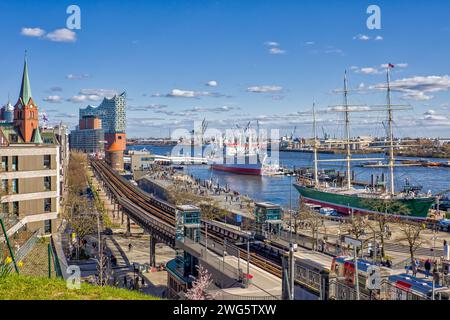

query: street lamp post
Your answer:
[246,237,250,287]
[204,221,208,257]
[354,245,360,300]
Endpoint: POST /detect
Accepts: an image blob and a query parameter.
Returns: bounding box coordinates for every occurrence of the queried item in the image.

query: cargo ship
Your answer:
[294,67,435,218]
[208,122,280,176]
[208,155,265,175]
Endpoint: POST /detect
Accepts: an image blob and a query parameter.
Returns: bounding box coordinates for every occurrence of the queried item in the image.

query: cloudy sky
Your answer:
[1,0,450,138]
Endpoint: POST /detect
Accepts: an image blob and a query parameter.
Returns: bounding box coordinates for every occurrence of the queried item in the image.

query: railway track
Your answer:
[204,227,283,278]
[91,159,284,278]
[92,160,176,226]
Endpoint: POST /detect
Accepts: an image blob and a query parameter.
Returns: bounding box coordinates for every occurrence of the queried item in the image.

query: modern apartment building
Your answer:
[0,56,64,236]
[1,146,60,235]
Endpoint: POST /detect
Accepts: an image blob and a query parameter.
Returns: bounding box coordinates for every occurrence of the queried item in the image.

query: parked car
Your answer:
[319,207,337,216]
[438,219,450,231]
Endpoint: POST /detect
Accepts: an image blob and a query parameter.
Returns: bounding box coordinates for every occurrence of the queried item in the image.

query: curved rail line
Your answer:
[91,159,283,278]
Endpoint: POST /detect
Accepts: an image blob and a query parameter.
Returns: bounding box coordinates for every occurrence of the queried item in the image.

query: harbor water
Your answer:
[128,145,450,209]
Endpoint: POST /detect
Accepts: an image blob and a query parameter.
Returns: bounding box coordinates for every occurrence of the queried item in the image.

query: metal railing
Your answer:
[14,230,40,262]
[328,278,372,300]
[212,290,281,300]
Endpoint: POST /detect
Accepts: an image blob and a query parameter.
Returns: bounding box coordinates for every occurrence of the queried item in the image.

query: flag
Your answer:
[388,63,395,68]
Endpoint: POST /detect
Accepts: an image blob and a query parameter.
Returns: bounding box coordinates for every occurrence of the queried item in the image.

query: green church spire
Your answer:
[19,51,32,105]
[32,128,43,144]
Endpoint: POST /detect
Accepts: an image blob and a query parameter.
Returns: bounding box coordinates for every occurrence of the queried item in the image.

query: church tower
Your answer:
[14,53,39,143]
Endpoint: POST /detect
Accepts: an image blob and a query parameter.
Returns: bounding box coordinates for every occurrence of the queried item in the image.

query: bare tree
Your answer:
[199,200,227,222]
[364,199,409,259]
[346,214,368,240]
[299,204,324,250]
[398,220,427,268]
[166,184,206,206]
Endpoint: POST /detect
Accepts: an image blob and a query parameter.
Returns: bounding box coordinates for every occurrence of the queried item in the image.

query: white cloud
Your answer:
[401,92,432,101]
[43,95,62,103]
[380,63,408,69]
[206,80,218,87]
[169,89,199,98]
[360,67,381,75]
[264,41,286,55]
[67,89,117,103]
[353,34,371,41]
[183,106,237,113]
[421,110,449,123]
[79,89,117,97]
[67,95,103,103]
[352,66,381,75]
[305,41,315,45]
[247,85,283,93]
[21,27,46,37]
[45,28,77,42]
[153,89,225,98]
[328,106,370,112]
[67,74,90,80]
[374,35,384,41]
[370,75,450,101]
[269,47,286,55]
[128,104,168,111]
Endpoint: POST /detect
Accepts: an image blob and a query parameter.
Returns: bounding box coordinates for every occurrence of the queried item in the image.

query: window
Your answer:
[44,219,52,234]
[43,155,51,169]
[11,179,18,194]
[44,177,51,191]
[12,202,19,215]
[44,198,52,212]
[11,156,18,171]
[1,156,7,171]
[8,134,18,143]
[1,179,8,193]
[2,203,8,215]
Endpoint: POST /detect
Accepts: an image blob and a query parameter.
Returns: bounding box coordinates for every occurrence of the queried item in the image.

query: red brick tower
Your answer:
[13,54,39,143]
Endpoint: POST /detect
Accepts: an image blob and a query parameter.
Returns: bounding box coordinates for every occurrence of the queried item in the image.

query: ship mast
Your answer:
[312,102,319,188]
[386,67,395,196]
[343,71,352,190]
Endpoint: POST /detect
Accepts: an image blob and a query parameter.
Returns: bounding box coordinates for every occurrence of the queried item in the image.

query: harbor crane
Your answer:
[289,126,297,140]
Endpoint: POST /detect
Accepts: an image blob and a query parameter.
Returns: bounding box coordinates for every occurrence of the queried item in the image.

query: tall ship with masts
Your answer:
[294,65,435,218]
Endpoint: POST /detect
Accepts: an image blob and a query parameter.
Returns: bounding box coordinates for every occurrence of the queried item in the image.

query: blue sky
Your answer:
[1,0,450,138]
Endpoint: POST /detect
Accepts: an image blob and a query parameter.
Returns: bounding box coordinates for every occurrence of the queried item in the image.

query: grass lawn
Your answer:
[0,274,160,300]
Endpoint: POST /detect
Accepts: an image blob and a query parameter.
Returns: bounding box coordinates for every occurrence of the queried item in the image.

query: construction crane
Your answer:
[289,126,297,140]
[321,126,328,140]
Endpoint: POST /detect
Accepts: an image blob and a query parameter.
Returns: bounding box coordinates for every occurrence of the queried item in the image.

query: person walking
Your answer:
[413,259,419,277]
[424,259,431,278]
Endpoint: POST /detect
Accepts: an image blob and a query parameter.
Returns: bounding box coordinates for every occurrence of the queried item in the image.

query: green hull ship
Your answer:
[294,184,434,218]
[294,67,435,219]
